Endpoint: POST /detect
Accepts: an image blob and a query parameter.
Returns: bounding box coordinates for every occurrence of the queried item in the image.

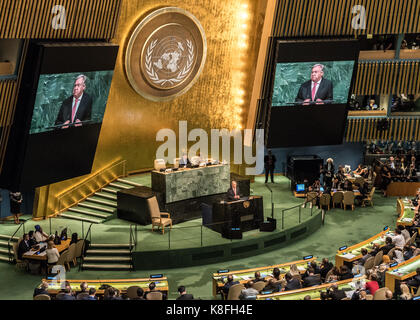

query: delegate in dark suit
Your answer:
[55,93,92,126]
[227,185,241,201]
[295,78,333,103]
[18,239,31,260]
[177,293,194,300]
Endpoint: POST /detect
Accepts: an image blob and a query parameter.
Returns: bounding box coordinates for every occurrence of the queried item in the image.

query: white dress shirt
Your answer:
[391,234,406,249]
[311,79,322,100]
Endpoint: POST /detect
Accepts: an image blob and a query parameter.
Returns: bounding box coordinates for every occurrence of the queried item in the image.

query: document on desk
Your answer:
[341,253,356,259]
[240,276,251,280]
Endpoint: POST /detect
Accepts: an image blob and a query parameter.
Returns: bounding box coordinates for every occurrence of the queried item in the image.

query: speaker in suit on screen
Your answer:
[295,64,333,104]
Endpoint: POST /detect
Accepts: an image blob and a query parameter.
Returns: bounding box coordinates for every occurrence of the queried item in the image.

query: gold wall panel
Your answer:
[0,0,121,39]
[34,0,268,217]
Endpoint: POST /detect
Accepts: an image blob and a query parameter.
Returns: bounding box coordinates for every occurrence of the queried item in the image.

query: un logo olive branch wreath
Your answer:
[145,39,194,86]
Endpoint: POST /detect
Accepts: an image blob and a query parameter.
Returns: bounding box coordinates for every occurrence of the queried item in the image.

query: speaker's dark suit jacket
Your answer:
[295,78,333,103]
[227,186,241,201]
[55,93,92,125]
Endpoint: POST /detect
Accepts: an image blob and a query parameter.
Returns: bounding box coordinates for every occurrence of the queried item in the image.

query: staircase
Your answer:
[0,234,18,263]
[81,243,133,271]
[59,178,143,224]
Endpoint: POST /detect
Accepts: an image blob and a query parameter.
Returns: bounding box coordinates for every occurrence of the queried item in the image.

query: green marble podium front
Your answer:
[151,164,230,203]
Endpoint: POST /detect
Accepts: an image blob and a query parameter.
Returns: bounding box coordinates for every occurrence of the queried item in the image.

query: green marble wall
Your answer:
[152,165,231,203]
[272,61,355,106]
[30,70,114,134]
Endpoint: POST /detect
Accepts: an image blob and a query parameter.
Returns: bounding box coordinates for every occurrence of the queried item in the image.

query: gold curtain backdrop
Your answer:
[34,0,268,217]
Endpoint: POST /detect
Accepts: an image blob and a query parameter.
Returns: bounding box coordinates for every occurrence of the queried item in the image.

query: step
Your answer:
[89,243,131,248]
[82,263,132,270]
[109,182,133,189]
[0,240,13,248]
[95,192,117,201]
[117,178,143,188]
[0,255,10,262]
[0,234,19,242]
[0,248,13,255]
[83,256,132,262]
[102,187,118,194]
[86,197,117,208]
[86,249,131,255]
[78,202,115,213]
[68,207,110,219]
[59,213,103,224]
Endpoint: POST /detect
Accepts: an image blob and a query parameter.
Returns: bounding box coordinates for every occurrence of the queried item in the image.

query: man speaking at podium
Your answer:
[295,64,333,105]
[227,180,241,201]
[55,74,92,129]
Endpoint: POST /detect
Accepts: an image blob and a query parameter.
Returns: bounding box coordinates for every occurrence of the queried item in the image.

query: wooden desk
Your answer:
[293,191,306,198]
[256,276,365,300]
[396,198,416,227]
[211,257,317,297]
[385,255,420,292]
[335,229,394,268]
[23,240,71,261]
[330,190,361,197]
[40,277,169,298]
[387,182,420,197]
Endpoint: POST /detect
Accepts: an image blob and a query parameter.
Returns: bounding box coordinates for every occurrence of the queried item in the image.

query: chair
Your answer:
[75,239,85,263]
[319,193,331,211]
[227,283,245,300]
[306,192,318,207]
[34,294,51,300]
[146,291,163,300]
[147,196,172,234]
[126,286,141,299]
[55,292,66,300]
[13,240,28,272]
[324,269,334,281]
[362,187,376,207]
[342,191,355,210]
[373,250,383,267]
[332,192,344,209]
[387,248,396,259]
[363,256,375,271]
[154,159,166,171]
[365,294,373,300]
[354,177,365,187]
[373,287,389,300]
[407,232,417,246]
[57,250,69,271]
[76,292,89,300]
[251,281,266,292]
[67,243,77,266]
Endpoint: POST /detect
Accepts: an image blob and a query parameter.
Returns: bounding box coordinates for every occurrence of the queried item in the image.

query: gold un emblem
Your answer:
[125,7,207,101]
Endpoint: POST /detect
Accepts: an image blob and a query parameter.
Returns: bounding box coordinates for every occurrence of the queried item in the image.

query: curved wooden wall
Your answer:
[273,0,420,37]
[345,117,420,142]
[0,0,121,39]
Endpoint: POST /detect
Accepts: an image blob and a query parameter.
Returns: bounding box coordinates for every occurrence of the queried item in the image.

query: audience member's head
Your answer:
[47,241,54,249]
[227,275,234,283]
[285,272,292,282]
[254,271,261,279]
[245,280,254,289]
[385,236,393,245]
[89,288,96,296]
[136,287,144,298]
[40,281,49,290]
[395,228,402,235]
[304,295,311,300]
[307,267,315,276]
[382,254,391,264]
[28,231,34,238]
[385,289,393,300]
[80,282,88,292]
[361,248,368,256]
[178,286,186,295]
[273,267,280,279]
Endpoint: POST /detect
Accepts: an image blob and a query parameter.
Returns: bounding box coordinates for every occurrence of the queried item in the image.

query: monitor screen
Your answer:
[296,184,305,192]
[30,71,114,135]
[266,39,360,148]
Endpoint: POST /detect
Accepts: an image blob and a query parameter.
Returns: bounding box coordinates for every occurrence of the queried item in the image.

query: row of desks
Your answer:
[40,277,169,298]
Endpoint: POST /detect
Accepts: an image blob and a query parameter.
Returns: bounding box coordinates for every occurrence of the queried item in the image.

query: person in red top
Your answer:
[365,273,380,295]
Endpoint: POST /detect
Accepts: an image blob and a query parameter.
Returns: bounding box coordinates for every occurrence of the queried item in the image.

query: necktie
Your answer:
[71,98,79,123]
[311,82,318,101]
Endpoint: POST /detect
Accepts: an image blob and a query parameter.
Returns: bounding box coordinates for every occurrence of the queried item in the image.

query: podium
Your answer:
[210,196,264,238]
